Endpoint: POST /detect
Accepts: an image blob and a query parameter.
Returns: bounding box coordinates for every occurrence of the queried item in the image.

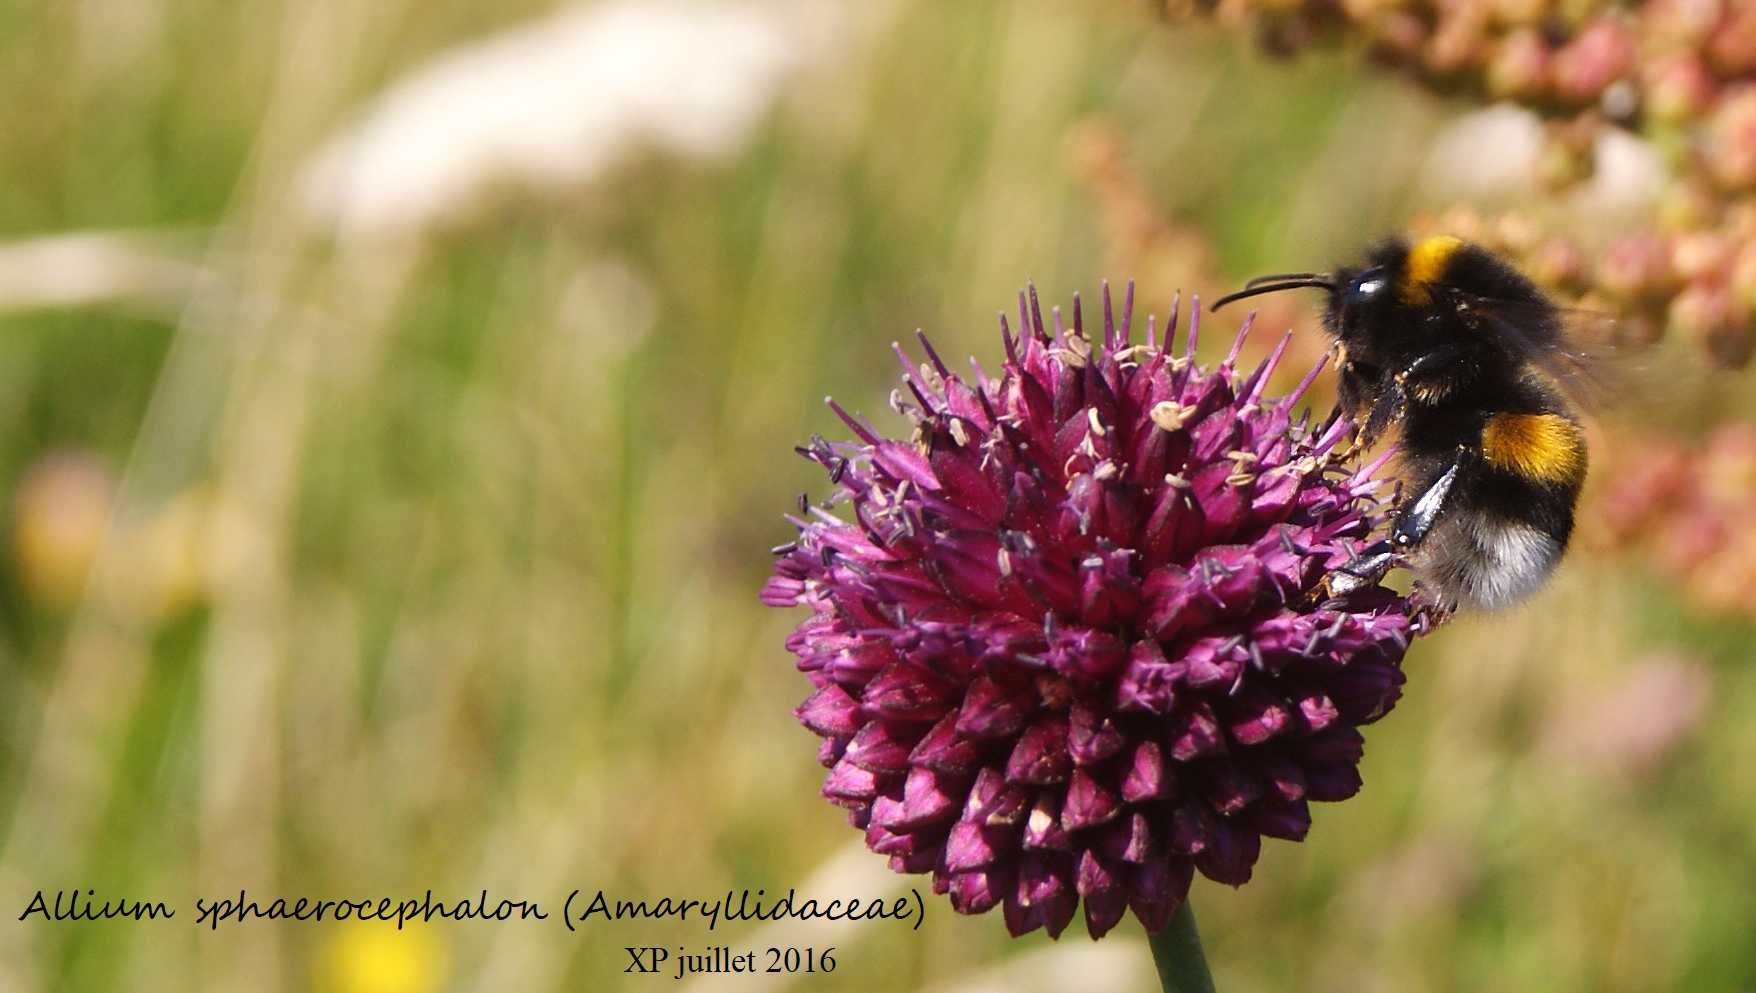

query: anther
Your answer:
[1150,402,1193,432]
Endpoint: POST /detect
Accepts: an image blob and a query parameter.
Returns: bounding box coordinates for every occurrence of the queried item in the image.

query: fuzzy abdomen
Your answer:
[1411,419,1584,610]
[1412,509,1566,611]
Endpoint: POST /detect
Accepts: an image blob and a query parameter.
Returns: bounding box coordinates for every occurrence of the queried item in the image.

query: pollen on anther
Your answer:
[1150,401,1192,432]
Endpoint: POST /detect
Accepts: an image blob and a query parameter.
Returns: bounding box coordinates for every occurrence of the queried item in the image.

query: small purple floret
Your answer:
[764,283,1415,940]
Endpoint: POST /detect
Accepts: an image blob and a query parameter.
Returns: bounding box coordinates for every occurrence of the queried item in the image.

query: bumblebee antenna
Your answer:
[1242,271,1326,289]
[1210,277,1335,312]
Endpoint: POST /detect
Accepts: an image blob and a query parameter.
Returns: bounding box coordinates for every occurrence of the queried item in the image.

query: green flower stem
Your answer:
[1148,900,1218,993]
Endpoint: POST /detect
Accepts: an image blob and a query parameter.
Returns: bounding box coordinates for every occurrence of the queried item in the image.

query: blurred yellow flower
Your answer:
[12,450,114,609]
[320,924,446,993]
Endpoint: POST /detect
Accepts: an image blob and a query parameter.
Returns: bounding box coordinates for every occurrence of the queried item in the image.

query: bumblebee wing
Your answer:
[1490,306,1622,409]
[1441,287,1621,411]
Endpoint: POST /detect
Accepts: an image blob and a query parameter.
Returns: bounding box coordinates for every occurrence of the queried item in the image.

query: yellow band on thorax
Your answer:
[1480,412,1586,486]
[1398,235,1463,305]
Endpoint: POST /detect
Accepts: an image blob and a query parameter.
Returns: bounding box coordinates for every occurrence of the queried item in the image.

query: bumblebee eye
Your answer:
[1346,270,1387,307]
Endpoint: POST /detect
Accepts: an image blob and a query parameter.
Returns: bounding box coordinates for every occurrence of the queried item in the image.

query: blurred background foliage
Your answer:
[0,0,1749,991]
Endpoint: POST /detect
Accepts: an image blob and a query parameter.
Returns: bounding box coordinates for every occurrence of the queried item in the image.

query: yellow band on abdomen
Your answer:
[1480,412,1586,486]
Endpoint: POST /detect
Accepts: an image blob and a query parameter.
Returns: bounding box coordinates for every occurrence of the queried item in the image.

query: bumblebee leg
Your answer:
[1322,451,1467,600]
[1395,344,1471,385]
[1390,460,1461,550]
[1355,345,1474,451]
[1353,388,1403,455]
[1409,584,1457,633]
[1322,540,1400,597]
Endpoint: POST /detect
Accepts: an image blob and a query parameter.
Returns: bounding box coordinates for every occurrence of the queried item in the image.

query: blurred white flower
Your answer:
[1420,105,1547,202]
[0,229,208,317]
[300,1,844,242]
[1419,103,1665,227]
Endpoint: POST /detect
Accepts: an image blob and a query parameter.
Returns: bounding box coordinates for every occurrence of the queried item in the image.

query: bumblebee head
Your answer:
[1326,264,1393,339]
[1321,265,1397,418]
[1210,236,1469,417]
[1209,249,1407,367]
[1211,235,1558,421]
[1211,235,1465,328]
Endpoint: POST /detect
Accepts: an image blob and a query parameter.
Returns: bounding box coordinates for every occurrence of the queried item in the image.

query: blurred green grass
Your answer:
[0,1,1750,992]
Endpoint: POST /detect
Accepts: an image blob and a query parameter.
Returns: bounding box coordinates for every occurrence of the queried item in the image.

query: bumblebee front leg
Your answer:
[1353,345,1473,452]
[1321,540,1398,598]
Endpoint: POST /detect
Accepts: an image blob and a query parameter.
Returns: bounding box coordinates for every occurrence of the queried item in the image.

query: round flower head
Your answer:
[762,284,1415,940]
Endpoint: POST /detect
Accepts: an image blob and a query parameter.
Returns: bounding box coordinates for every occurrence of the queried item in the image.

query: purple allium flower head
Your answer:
[762,284,1415,940]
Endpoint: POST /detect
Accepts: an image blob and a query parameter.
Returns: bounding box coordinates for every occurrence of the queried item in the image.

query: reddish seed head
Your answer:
[1526,236,1587,291]
[1487,0,1549,28]
[1705,85,1756,191]
[1598,233,1678,302]
[1707,5,1756,76]
[1670,279,1754,365]
[1364,10,1430,65]
[1487,29,1552,101]
[1643,53,1718,124]
[764,285,1416,939]
[1551,17,1636,106]
[1425,8,1490,77]
[1640,0,1727,52]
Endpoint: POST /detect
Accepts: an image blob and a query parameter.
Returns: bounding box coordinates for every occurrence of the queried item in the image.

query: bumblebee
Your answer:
[1212,235,1590,614]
